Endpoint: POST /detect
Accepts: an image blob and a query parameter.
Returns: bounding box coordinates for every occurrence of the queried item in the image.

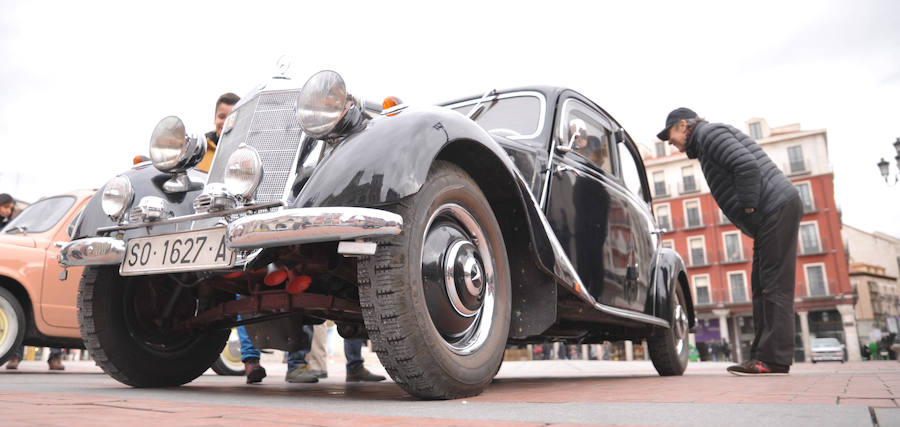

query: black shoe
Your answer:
[727,359,789,376]
[346,366,385,382]
[243,358,267,384]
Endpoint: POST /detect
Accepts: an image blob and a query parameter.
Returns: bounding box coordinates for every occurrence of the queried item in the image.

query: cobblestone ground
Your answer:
[1,359,898,426]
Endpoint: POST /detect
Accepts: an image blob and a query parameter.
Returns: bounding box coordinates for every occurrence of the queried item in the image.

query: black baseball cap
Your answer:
[657,107,698,141]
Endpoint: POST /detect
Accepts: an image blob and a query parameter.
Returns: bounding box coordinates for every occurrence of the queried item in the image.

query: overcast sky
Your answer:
[1,0,898,236]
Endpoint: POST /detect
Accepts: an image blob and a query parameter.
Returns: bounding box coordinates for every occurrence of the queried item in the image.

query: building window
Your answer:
[799,222,821,254]
[653,171,668,197]
[655,141,666,157]
[795,182,814,213]
[661,239,674,250]
[681,166,697,194]
[805,264,827,296]
[655,204,671,230]
[684,200,702,228]
[749,122,762,139]
[787,145,806,174]
[728,272,748,302]
[688,236,706,266]
[693,275,711,305]
[723,232,743,262]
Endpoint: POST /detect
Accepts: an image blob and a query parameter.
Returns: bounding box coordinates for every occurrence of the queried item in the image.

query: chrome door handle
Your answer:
[555,164,582,177]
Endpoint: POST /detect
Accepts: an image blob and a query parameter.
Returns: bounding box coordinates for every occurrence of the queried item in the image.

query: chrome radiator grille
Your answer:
[207,89,303,204]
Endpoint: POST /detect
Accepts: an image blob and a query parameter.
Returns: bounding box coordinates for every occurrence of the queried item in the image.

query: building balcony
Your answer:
[719,248,751,265]
[678,178,701,195]
[783,158,811,177]
[653,182,671,199]
[798,235,830,256]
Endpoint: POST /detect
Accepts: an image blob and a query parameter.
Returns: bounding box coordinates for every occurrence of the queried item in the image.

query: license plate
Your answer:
[120,227,235,276]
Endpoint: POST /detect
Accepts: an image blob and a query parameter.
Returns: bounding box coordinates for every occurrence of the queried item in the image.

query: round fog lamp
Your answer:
[101,175,133,219]
[296,70,350,138]
[149,116,189,172]
[224,144,263,198]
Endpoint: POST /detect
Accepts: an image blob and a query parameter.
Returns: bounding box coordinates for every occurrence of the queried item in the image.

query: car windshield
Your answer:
[811,338,840,348]
[2,196,75,234]
[447,93,543,139]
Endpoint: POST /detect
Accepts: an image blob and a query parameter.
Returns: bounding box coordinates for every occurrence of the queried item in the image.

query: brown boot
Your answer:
[5,356,19,370]
[48,355,65,371]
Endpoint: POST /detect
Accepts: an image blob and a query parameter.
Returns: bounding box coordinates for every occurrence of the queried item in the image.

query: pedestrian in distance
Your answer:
[656,108,802,376]
[196,92,240,173]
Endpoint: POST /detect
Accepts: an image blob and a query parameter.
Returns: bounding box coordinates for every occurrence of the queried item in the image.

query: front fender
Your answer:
[651,248,695,328]
[294,106,517,208]
[73,165,204,239]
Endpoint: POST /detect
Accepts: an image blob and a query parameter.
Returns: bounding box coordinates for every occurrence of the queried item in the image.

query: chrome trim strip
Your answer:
[227,207,402,249]
[59,237,125,267]
[97,201,284,233]
[516,173,669,328]
[443,91,547,140]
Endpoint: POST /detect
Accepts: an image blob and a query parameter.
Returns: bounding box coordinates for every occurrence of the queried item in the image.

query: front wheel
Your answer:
[79,267,229,387]
[210,328,244,376]
[358,161,511,399]
[648,284,689,376]
[0,287,26,366]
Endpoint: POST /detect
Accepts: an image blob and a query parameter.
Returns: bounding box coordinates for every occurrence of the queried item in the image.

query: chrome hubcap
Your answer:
[421,203,495,355]
[672,291,688,355]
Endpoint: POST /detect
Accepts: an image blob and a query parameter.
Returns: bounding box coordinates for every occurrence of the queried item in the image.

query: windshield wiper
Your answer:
[4,225,27,234]
[467,89,497,121]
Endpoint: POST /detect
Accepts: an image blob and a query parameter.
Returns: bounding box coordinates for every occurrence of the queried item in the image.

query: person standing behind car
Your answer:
[196,92,240,173]
[657,108,802,376]
[0,193,15,230]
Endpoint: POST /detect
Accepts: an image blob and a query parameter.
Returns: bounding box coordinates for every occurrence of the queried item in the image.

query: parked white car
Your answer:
[810,337,845,363]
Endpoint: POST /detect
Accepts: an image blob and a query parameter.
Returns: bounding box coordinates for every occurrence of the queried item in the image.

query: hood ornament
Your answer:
[274,55,292,79]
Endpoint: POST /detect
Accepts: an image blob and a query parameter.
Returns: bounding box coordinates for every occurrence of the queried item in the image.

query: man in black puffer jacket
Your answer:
[657,108,802,376]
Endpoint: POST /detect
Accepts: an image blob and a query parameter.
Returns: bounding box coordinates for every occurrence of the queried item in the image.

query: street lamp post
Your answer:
[876,137,900,185]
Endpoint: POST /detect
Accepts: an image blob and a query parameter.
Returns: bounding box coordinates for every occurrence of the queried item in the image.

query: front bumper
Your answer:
[59,207,402,268]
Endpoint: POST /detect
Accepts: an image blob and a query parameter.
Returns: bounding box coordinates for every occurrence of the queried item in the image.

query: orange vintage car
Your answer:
[0,189,244,375]
[0,190,92,363]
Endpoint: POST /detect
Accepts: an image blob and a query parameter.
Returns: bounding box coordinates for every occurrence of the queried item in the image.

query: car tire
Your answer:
[210,328,244,376]
[358,161,511,399]
[79,266,229,387]
[648,284,689,376]
[0,287,26,366]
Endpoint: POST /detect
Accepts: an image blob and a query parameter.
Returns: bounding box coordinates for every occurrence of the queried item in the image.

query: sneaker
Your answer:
[48,356,65,371]
[5,357,19,370]
[346,366,386,382]
[285,365,319,383]
[307,369,328,379]
[243,358,267,384]
[727,359,789,376]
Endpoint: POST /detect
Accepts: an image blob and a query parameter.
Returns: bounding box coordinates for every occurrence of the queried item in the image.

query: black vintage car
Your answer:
[60,70,694,399]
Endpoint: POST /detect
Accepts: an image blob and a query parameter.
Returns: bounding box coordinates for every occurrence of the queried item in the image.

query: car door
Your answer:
[543,96,651,312]
[40,195,89,329]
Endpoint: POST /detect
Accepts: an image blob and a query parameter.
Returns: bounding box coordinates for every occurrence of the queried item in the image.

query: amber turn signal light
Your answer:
[382,96,402,110]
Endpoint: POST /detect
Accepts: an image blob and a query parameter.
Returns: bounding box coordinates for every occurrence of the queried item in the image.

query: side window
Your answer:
[620,142,648,200]
[558,99,615,175]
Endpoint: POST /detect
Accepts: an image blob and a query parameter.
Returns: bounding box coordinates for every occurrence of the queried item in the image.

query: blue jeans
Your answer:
[286,325,314,370]
[235,295,260,362]
[285,328,365,373]
[344,338,363,373]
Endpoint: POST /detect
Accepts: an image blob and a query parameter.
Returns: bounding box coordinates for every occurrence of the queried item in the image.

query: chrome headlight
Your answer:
[149,116,205,172]
[296,70,362,138]
[101,175,133,219]
[224,144,263,198]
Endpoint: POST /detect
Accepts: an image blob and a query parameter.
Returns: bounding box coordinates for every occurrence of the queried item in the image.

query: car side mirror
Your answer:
[615,129,626,144]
